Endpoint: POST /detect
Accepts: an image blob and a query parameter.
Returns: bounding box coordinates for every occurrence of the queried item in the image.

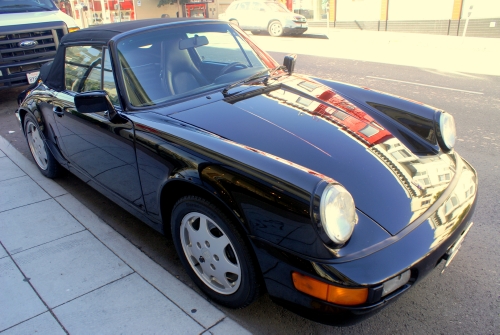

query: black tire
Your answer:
[251,30,262,35]
[23,113,60,178]
[171,196,261,308]
[268,21,283,37]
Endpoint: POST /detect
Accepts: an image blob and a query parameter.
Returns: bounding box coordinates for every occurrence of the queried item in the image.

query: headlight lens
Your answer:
[319,184,358,245]
[438,112,456,151]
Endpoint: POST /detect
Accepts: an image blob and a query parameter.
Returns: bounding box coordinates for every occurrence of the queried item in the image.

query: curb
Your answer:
[0,135,250,334]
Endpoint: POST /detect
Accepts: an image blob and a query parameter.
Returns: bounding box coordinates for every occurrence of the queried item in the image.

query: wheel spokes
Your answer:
[27,123,48,170]
[180,211,241,294]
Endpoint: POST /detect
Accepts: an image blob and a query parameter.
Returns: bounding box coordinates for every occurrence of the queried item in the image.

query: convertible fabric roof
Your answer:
[45,18,216,91]
[60,18,212,44]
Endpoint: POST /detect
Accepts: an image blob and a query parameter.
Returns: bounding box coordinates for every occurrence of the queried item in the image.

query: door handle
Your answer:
[53,106,64,117]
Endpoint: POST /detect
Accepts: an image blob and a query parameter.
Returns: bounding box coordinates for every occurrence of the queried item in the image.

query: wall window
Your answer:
[359,124,379,137]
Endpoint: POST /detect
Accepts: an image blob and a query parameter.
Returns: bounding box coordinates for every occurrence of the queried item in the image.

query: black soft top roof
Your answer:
[60,18,213,44]
[45,18,218,91]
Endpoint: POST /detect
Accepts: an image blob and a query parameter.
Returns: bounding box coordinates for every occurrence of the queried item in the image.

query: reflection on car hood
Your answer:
[169,76,459,235]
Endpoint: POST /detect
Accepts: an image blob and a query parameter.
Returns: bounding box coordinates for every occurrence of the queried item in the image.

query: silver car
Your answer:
[219,0,307,37]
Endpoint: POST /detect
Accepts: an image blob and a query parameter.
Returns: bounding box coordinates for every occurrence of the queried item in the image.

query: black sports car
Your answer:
[16,18,477,325]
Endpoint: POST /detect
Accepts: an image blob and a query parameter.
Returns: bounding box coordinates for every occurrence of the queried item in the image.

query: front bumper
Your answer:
[283,26,308,35]
[250,157,478,325]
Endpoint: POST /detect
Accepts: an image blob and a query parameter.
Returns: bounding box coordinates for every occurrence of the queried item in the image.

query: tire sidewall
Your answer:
[268,21,283,37]
[171,196,257,308]
[23,113,58,178]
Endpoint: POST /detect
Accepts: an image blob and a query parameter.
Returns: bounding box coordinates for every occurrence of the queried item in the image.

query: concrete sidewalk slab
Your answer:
[0,257,47,331]
[55,192,228,329]
[0,156,25,181]
[0,176,50,213]
[1,312,65,335]
[12,230,134,308]
[0,199,85,253]
[0,244,7,259]
[0,135,250,334]
[54,273,205,335]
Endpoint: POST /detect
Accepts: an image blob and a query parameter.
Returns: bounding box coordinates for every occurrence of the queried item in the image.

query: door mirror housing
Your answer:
[75,91,119,121]
[283,54,297,75]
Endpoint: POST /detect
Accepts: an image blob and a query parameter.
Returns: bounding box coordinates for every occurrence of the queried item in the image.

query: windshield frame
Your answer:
[110,21,279,111]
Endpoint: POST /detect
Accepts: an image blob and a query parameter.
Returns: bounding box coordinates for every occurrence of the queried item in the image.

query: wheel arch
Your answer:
[159,177,265,289]
[17,108,29,132]
[159,178,248,238]
[267,19,284,28]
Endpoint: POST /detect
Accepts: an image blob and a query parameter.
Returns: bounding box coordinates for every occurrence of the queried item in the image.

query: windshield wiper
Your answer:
[222,69,270,96]
[264,65,288,84]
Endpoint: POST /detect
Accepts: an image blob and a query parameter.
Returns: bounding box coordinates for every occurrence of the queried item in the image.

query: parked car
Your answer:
[0,0,79,90]
[16,18,477,325]
[219,0,307,36]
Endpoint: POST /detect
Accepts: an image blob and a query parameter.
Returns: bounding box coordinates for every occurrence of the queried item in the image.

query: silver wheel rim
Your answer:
[269,22,282,36]
[180,211,241,295]
[26,121,48,170]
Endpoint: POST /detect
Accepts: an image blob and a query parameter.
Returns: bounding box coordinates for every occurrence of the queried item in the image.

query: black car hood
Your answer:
[169,77,457,235]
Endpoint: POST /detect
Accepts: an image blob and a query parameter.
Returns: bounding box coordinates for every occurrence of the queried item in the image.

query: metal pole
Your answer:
[326,0,329,36]
[462,5,473,39]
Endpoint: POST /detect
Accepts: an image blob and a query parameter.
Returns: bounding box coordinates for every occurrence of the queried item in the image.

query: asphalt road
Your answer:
[1,53,498,334]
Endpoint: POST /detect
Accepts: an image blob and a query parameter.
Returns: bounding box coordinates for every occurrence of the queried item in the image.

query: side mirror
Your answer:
[74,90,119,121]
[283,54,297,75]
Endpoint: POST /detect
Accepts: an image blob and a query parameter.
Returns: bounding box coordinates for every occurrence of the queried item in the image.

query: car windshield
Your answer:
[115,23,276,107]
[0,0,57,13]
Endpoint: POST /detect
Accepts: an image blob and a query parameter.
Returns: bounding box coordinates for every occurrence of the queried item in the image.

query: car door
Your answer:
[52,45,145,211]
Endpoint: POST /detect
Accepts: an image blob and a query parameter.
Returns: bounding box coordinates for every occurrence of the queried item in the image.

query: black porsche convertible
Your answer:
[16,18,477,325]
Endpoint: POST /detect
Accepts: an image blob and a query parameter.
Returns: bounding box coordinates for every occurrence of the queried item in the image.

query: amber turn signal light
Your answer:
[68,27,80,33]
[292,272,368,306]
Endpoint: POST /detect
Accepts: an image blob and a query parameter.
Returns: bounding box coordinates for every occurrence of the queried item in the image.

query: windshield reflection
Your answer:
[115,23,269,107]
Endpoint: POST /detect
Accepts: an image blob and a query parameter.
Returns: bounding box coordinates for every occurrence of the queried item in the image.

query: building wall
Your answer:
[336,0,381,21]
[388,0,455,21]
[461,0,500,19]
[135,0,179,19]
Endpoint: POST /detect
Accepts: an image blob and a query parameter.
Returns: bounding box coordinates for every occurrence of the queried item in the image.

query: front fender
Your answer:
[313,77,442,154]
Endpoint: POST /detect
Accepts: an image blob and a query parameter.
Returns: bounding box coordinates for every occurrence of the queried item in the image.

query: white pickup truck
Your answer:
[0,0,79,90]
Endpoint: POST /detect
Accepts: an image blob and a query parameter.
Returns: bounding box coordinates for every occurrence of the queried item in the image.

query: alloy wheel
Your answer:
[180,211,242,295]
[26,121,48,170]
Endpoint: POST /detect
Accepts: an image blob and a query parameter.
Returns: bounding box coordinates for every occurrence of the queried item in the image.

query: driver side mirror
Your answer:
[74,90,121,122]
[283,54,297,75]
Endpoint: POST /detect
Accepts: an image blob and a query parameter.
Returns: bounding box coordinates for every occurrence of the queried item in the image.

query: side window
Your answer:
[102,49,119,105]
[238,2,248,10]
[249,2,262,11]
[65,45,102,92]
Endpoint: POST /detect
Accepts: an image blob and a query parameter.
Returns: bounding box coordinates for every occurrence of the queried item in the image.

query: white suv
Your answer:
[219,0,307,37]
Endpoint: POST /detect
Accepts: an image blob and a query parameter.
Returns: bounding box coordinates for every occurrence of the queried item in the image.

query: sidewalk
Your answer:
[0,135,250,334]
[252,27,500,75]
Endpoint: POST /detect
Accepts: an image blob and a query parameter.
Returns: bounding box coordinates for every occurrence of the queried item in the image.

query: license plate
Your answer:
[26,71,40,84]
[441,222,473,273]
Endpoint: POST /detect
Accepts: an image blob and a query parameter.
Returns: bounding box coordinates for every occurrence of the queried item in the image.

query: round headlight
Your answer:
[438,112,456,151]
[319,184,358,245]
